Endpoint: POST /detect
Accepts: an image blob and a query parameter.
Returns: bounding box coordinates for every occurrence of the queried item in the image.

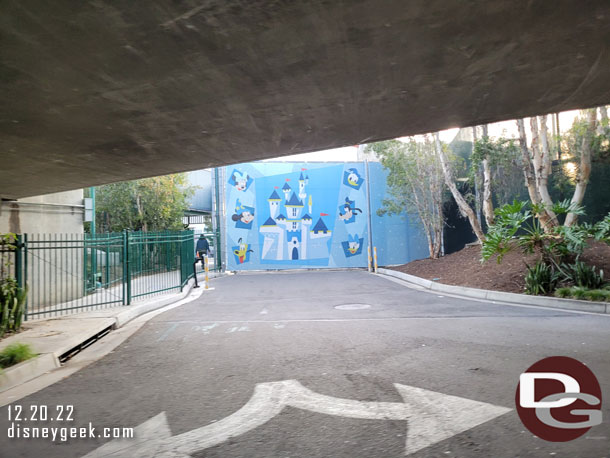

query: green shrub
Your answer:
[524,261,560,295]
[570,286,588,300]
[555,287,572,299]
[583,290,608,302]
[594,212,610,243]
[481,200,590,266]
[0,343,36,368]
[559,261,605,289]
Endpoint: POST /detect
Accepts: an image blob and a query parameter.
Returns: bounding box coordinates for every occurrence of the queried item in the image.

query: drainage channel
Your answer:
[58,325,114,363]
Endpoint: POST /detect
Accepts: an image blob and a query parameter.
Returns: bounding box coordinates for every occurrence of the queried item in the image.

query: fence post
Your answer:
[14,234,23,290]
[179,233,184,292]
[123,230,131,305]
[22,234,28,320]
[14,234,27,320]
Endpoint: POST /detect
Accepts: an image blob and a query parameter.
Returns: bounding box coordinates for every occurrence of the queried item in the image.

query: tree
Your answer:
[434,133,486,243]
[470,127,522,226]
[95,174,194,233]
[368,138,446,259]
[564,109,597,226]
[516,109,598,229]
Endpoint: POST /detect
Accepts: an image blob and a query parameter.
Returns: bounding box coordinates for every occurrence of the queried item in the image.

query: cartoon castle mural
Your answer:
[224,161,431,271]
[260,173,331,261]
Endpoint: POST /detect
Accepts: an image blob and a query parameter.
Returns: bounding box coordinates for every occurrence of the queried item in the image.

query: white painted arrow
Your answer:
[82,380,511,457]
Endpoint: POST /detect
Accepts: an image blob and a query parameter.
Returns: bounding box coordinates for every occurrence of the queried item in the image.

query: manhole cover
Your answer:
[334,303,371,310]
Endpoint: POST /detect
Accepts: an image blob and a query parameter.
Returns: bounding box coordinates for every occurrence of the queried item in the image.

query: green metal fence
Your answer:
[13,230,195,320]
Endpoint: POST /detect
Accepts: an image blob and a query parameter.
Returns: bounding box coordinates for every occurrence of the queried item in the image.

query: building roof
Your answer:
[276,213,286,220]
[262,217,276,226]
[302,213,312,220]
[299,172,305,180]
[282,182,291,190]
[285,192,303,207]
[312,218,329,232]
[268,190,281,200]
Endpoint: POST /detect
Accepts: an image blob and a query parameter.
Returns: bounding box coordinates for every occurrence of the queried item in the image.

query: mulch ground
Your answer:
[388,240,610,294]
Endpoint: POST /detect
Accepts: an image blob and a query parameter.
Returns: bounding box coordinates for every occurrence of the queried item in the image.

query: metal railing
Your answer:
[12,230,195,320]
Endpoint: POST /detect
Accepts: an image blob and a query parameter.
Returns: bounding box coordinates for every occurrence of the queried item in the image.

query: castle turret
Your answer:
[298,172,306,199]
[282,182,291,201]
[268,190,281,219]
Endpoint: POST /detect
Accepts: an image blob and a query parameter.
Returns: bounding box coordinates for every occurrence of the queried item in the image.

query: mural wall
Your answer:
[224,161,428,271]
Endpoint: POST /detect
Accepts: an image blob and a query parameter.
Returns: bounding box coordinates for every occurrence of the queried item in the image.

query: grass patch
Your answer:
[555,287,572,299]
[0,343,36,369]
[554,286,610,302]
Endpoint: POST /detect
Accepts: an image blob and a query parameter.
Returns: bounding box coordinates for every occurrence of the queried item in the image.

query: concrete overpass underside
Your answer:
[1,1,610,199]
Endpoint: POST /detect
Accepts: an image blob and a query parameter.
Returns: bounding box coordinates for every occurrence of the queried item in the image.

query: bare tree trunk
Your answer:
[480,124,494,226]
[565,109,597,226]
[516,119,555,231]
[535,115,558,225]
[434,132,486,243]
[472,126,483,224]
[599,106,609,136]
[136,194,148,232]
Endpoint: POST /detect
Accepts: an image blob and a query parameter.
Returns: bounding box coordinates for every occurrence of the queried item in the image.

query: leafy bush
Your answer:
[524,261,560,296]
[558,261,605,289]
[584,289,610,302]
[0,279,27,338]
[594,212,610,243]
[0,233,27,337]
[0,343,35,368]
[555,286,610,302]
[555,287,572,298]
[481,200,590,267]
[570,286,588,300]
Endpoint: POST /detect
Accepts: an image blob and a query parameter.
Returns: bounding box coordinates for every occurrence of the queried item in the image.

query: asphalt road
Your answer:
[1,270,610,458]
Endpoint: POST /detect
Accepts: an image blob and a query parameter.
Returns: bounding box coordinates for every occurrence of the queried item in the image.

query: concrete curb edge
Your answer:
[0,352,60,393]
[377,268,609,314]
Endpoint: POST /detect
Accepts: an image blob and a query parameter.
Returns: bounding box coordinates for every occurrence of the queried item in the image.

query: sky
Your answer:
[268,109,583,162]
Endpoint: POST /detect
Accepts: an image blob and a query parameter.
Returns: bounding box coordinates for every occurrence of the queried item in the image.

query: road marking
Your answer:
[156,323,179,342]
[226,326,250,333]
[192,323,218,335]
[83,380,511,457]
[260,308,269,315]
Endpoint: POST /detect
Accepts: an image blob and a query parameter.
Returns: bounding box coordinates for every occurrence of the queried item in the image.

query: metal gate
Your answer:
[12,230,195,320]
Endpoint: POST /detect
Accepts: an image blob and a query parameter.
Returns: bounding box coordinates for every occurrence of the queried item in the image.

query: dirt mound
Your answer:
[388,240,610,294]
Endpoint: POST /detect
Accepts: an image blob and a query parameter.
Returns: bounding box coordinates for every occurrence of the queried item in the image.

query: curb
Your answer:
[0,272,223,393]
[377,268,610,314]
[0,353,60,393]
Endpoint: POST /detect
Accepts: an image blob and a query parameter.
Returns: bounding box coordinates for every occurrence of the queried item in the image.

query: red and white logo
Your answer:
[516,356,602,441]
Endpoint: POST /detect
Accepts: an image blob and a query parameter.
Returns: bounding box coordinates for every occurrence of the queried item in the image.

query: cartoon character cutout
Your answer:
[341,234,364,257]
[343,168,364,190]
[232,199,255,229]
[228,169,253,192]
[338,197,362,224]
[232,238,253,264]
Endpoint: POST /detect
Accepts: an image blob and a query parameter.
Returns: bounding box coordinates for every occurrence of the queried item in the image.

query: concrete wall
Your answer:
[0,190,85,313]
[0,190,84,235]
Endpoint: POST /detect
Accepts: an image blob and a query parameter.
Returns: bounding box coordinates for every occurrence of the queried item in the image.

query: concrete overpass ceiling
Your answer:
[1,1,609,198]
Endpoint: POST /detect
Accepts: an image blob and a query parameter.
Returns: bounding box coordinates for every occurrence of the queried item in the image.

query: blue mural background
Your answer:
[225,161,428,271]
